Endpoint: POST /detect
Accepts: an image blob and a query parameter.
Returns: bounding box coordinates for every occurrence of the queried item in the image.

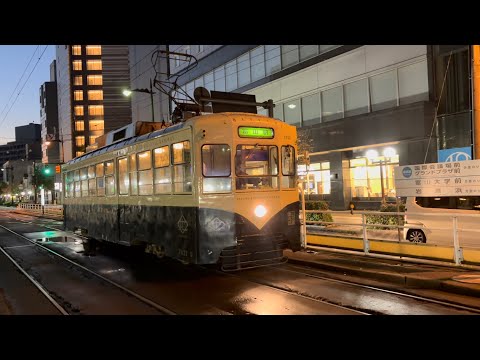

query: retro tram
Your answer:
[62,91,301,270]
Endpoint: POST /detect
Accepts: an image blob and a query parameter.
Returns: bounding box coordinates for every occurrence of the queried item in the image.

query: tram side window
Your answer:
[88,165,96,196]
[202,144,231,193]
[137,151,153,195]
[172,141,192,193]
[281,145,296,189]
[129,154,138,195]
[73,169,81,197]
[80,167,88,197]
[65,171,74,198]
[96,163,105,196]
[154,146,172,194]
[105,160,115,196]
[118,157,129,195]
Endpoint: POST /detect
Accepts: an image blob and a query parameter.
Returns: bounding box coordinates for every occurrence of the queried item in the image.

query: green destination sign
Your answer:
[238,127,274,139]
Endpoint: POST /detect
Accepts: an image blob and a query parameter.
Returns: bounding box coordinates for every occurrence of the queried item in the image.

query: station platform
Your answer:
[285,247,480,299]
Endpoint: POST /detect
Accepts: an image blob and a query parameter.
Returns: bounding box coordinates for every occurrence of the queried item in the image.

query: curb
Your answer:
[286,255,480,298]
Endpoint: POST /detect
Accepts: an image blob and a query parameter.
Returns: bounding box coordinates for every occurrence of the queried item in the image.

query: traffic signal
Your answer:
[55,165,61,174]
[43,166,52,175]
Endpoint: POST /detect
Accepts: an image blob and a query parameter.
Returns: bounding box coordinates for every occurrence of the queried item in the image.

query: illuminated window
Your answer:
[74,75,83,86]
[89,135,99,144]
[88,105,104,116]
[75,136,85,147]
[89,120,104,131]
[105,161,114,175]
[71,45,81,55]
[118,157,128,195]
[72,60,82,71]
[298,162,330,195]
[154,146,171,194]
[87,75,103,85]
[129,154,138,195]
[87,60,102,70]
[349,155,399,199]
[76,151,84,157]
[172,141,192,193]
[88,90,103,100]
[75,121,85,131]
[74,105,84,116]
[86,45,101,55]
[74,90,83,101]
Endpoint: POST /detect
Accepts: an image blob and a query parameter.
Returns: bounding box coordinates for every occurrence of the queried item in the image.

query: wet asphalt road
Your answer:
[1,208,478,315]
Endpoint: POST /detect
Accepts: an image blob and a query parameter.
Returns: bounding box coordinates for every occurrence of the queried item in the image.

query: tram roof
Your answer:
[66,121,186,165]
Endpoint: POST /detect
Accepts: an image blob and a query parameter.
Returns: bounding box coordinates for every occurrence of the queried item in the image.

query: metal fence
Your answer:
[16,203,64,217]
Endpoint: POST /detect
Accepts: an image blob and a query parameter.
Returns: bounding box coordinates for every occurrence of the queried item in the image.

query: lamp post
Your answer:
[123,79,156,122]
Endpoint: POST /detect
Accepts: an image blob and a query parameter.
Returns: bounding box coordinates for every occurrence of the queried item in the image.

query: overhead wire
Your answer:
[0,45,40,120]
[0,45,50,130]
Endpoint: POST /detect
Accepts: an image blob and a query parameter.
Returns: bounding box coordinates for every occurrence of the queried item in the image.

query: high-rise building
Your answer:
[0,123,41,166]
[55,45,132,162]
[40,60,60,164]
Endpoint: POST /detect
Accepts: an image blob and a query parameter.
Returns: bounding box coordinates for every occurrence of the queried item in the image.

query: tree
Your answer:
[296,128,314,166]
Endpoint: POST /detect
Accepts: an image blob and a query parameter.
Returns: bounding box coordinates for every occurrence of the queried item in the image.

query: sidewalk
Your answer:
[284,248,480,299]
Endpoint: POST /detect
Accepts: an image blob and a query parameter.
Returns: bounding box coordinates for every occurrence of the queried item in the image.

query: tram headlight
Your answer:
[254,205,267,218]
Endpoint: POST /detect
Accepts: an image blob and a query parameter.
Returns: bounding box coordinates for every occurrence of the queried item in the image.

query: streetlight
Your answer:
[45,138,64,164]
[123,79,156,122]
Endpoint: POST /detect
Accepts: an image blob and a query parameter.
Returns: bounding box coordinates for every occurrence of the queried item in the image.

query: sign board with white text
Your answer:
[394,159,480,197]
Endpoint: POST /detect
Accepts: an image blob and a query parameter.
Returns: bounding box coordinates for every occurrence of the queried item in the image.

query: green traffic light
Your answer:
[44,167,51,175]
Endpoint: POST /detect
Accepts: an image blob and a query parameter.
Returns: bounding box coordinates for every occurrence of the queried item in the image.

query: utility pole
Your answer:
[33,162,37,204]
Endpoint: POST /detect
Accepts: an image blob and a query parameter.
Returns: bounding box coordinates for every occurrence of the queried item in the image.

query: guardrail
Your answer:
[16,203,64,217]
[301,209,480,266]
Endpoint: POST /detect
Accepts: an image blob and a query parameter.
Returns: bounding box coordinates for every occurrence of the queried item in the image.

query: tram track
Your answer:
[227,263,480,315]
[0,221,177,315]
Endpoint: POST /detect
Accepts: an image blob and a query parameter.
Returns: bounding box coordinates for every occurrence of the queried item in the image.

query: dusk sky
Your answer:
[0,45,55,145]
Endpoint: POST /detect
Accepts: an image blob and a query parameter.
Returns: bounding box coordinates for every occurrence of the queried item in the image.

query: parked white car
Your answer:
[404,196,480,245]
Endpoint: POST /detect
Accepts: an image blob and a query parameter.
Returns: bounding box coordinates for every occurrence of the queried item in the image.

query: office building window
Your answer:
[343,78,368,117]
[302,93,321,126]
[72,60,82,71]
[74,75,83,86]
[298,162,331,195]
[89,136,99,145]
[87,75,103,85]
[87,60,102,70]
[204,71,214,92]
[88,105,104,116]
[281,45,299,68]
[300,45,318,61]
[398,60,429,105]
[321,86,343,122]
[72,45,81,56]
[214,66,225,92]
[76,151,84,157]
[74,90,83,101]
[88,90,103,101]
[75,136,85,147]
[194,77,204,89]
[75,121,85,131]
[89,120,104,131]
[225,60,237,91]
[86,45,102,56]
[250,46,265,82]
[74,105,84,116]
[284,100,301,127]
[273,102,284,121]
[265,45,281,76]
[237,53,250,88]
[369,70,397,111]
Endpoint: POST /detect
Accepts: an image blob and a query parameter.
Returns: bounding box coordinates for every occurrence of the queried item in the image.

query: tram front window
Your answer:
[235,145,278,190]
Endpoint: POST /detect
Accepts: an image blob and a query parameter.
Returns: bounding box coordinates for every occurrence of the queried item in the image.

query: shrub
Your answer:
[365,202,405,230]
[305,200,333,225]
